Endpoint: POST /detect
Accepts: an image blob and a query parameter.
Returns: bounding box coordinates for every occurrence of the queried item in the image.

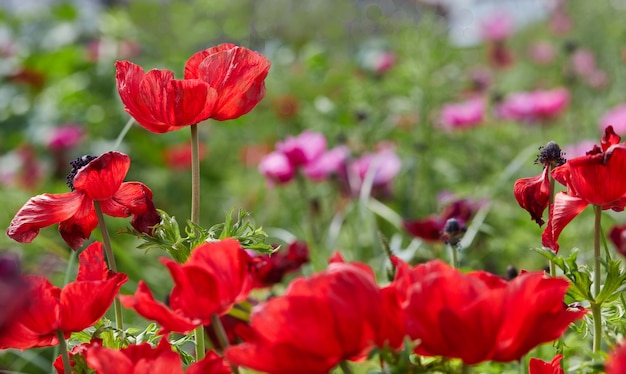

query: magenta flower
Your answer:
[497,88,569,122]
[480,11,514,41]
[528,41,556,65]
[276,131,327,167]
[47,124,84,151]
[303,145,350,181]
[439,97,485,130]
[258,151,295,186]
[343,148,401,197]
[600,104,626,135]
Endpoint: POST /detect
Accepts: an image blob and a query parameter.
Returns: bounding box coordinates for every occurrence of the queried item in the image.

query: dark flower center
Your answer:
[66,155,97,190]
[535,141,566,167]
[441,218,466,246]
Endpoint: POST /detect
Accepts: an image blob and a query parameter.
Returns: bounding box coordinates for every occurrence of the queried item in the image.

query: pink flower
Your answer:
[439,97,485,130]
[258,152,295,186]
[276,131,327,167]
[497,88,569,122]
[47,124,85,151]
[374,51,396,75]
[343,148,401,197]
[563,139,596,159]
[303,146,350,181]
[600,104,626,135]
[480,12,514,41]
[571,49,597,77]
[529,42,556,65]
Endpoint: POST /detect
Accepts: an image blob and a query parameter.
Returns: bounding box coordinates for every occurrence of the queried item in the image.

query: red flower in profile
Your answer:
[392,258,585,365]
[542,126,626,252]
[85,338,230,374]
[184,43,271,121]
[120,238,252,334]
[7,152,160,250]
[250,240,309,288]
[529,354,564,374]
[0,242,127,350]
[606,344,626,374]
[609,225,626,258]
[403,196,481,242]
[225,261,403,374]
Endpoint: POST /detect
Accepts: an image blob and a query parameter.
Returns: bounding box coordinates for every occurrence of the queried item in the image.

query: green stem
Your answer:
[190,124,200,226]
[548,167,557,277]
[461,362,471,374]
[56,329,71,374]
[295,172,318,245]
[592,204,602,353]
[194,325,206,361]
[339,361,354,374]
[449,243,458,269]
[210,314,239,373]
[93,201,123,331]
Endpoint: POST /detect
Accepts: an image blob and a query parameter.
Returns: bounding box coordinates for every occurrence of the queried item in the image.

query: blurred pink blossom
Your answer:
[439,97,485,130]
[563,139,596,159]
[496,87,569,122]
[47,124,84,151]
[258,151,295,186]
[303,146,350,181]
[600,104,626,135]
[480,12,514,41]
[374,51,396,75]
[529,41,556,65]
[571,49,597,77]
[276,131,327,167]
[343,148,401,197]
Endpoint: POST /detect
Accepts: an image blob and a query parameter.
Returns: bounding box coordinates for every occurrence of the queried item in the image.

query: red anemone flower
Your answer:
[542,126,626,252]
[7,152,160,250]
[0,242,128,350]
[403,197,481,242]
[250,240,309,288]
[529,355,564,374]
[85,338,230,374]
[391,258,585,365]
[120,238,252,334]
[514,166,551,226]
[606,344,626,374]
[184,43,271,121]
[115,61,217,133]
[225,260,403,374]
[609,225,626,258]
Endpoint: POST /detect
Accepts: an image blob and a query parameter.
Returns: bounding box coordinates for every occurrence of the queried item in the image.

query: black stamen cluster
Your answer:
[534,141,566,167]
[66,155,97,190]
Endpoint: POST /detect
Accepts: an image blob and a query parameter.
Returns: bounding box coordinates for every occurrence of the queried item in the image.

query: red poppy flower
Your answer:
[53,338,102,374]
[392,258,585,365]
[403,197,481,242]
[514,166,551,226]
[225,261,403,374]
[0,242,128,350]
[609,225,626,257]
[0,252,29,335]
[250,240,309,288]
[115,61,217,133]
[120,238,252,334]
[606,344,626,374]
[542,126,626,252]
[85,338,230,374]
[184,43,271,121]
[529,355,564,374]
[7,152,160,250]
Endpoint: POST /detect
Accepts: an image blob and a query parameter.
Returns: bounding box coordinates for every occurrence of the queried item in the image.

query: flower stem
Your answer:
[548,168,557,277]
[339,361,354,374]
[449,243,458,269]
[56,329,71,374]
[190,124,200,226]
[210,313,240,373]
[93,201,123,331]
[592,204,602,353]
[194,325,206,361]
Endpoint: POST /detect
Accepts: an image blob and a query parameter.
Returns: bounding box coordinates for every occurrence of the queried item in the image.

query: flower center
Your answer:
[66,155,97,190]
[535,141,566,167]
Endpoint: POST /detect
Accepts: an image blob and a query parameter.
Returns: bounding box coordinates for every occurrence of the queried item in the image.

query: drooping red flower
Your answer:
[225,261,403,374]
[7,152,160,250]
[542,126,626,252]
[184,43,271,121]
[250,240,309,288]
[529,354,564,374]
[85,338,230,374]
[403,196,482,242]
[115,60,217,133]
[0,242,127,350]
[391,258,585,365]
[120,238,252,334]
[606,344,626,374]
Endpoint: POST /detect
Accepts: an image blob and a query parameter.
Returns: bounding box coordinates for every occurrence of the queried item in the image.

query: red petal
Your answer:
[7,192,83,246]
[73,152,130,201]
[119,281,198,334]
[100,182,161,235]
[187,350,231,374]
[86,344,134,374]
[568,146,626,206]
[197,47,271,120]
[513,167,551,226]
[184,43,237,80]
[165,79,216,127]
[115,61,163,132]
[542,192,588,252]
[58,195,98,250]
[164,258,220,322]
[76,242,108,281]
[601,125,621,151]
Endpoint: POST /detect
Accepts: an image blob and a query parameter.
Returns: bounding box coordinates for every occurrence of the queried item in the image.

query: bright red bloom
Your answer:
[392,258,585,365]
[7,152,160,250]
[53,338,102,374]
[514,166,551,226]
[225,261,403,374]
[403,197,481,242]
[606,344,626,374]
[115,61,217,133]
[184,43,271,121]
[529,355,564,374]
[85,338,230,374]
[542,126,626,252]
[0,242,127,350]
[120,238,252,334]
